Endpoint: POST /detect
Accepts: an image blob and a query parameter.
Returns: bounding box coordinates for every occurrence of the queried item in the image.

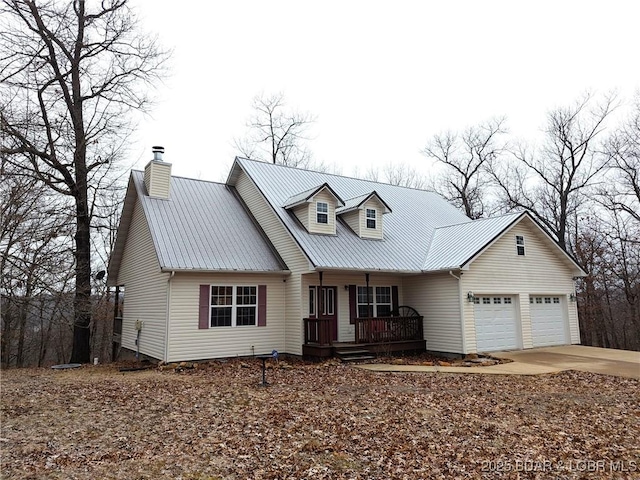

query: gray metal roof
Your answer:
[336,191,392,215]
[422,212,524,271]
[230,158,473,272]
[123,171,286,274]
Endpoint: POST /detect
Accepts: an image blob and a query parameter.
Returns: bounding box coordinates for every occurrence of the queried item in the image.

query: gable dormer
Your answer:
[337,191,392,239]
[283,183,344,235]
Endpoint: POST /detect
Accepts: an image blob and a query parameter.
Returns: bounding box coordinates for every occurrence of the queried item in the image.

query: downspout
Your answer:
[163,271,175,362]
[449,270,467,354]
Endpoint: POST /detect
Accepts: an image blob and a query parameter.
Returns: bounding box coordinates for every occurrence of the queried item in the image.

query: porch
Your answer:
[302,314,426,358]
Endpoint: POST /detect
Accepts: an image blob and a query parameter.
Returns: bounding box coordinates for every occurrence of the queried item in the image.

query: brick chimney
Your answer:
[143,146,172,199]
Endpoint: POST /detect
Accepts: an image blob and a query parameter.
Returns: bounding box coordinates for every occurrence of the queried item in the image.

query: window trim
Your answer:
[316,201,328,224]
[365,208,377,229]
[209,285,257,327]
[516,235,525,256]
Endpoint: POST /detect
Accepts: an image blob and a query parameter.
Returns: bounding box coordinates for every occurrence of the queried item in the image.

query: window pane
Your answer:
[317,202,328,213]
[376,287,391,304]
[317,213,328,224]
[357,286,372,304]
[236,306,256,326]
[516,235,524,245]
[553,297,560,303]
[482,297,490,304]
[211,307,232,327]
[536,297,542,304]
[504,297,512,304]
[377,305,392,317]
[309,287,315,316]
[493,297,502,304]
[357,305,371,318]
[237,286,256,305]
[211,286,233,306]
[545,297,551,304]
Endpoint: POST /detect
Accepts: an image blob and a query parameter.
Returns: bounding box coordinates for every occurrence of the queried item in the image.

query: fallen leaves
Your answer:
[1,358,639,479]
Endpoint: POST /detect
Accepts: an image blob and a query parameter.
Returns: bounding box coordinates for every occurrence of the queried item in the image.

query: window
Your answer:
[516,235,525,256]
[536,297,542,304]
[473,297,480,304]
[482,297,491,304]
[493,297,502,304]
[316,202,328,224]
[366,208,376,229]
[308,287,316,316]
[544,297,551,304]
[504,297,512,304]
[210,286,256,327]
[357,286,392,317]
[553,297,560,304]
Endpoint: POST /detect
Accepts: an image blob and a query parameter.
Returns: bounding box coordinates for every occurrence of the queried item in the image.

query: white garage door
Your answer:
[474,296,519,351]
[530,296,567,347]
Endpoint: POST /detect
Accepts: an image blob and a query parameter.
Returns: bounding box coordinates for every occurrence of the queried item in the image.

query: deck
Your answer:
[303,315,426,358]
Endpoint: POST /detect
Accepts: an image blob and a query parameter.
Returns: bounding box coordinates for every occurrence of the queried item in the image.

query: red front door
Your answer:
[310,286,338,342]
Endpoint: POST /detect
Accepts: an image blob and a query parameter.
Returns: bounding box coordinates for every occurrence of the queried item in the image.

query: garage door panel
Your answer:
[475,296,519,351]
[530,296,567,347]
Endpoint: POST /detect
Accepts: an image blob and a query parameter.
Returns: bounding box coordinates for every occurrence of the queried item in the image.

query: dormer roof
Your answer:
[282,182,345,209]
[336,191,392,215]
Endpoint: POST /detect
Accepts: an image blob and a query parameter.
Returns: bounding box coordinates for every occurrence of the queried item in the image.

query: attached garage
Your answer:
[474,296,520,351]
[530,296,568,347]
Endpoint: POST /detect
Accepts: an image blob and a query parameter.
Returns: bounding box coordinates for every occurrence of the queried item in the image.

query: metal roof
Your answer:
[422,212,524,271]
[109,171,286,282]
[282,183,345,209]
[230,158,472,272]
[336,191,392,215]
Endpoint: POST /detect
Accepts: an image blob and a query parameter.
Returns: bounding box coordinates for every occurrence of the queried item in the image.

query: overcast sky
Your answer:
[129,0,640,182]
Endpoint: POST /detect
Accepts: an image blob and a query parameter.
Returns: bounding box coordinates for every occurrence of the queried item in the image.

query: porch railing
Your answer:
[303,317,332,345]
[304,316,424,345]
[354,316,424,344]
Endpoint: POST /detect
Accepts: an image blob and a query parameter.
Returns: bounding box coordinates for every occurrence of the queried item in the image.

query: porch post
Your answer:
[318,271,326,344]
[365,272,371,342]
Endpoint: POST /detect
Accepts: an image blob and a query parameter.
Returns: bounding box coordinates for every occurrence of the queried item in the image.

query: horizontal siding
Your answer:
[235,170,310,355]
[404,273,463,353]
[461,217,580,352]
[292,204,309,230]
[167,273,286,362]
[360,198,384,239]
[342,210,360,236]
[146,161,171,199]
[310,190,336,235]
[302,272,405,342]
[117,198,168,360]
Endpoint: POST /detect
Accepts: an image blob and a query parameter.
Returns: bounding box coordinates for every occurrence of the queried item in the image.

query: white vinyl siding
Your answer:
[310,190,337,235]
[360,198,384,239]
[235,170,310,355]
[292,204,309,230]
[461,217,579,353]
[167,273,285,362]
[403,272,463,353]
[117,198,169,360]
[342,210,361,236]
[143,160,171,199]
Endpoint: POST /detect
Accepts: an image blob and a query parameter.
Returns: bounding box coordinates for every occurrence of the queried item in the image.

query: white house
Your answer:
[107,150,585,362]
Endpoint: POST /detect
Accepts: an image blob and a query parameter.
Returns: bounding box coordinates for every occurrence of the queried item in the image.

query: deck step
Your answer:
[340,355,376,363]
[334,349,371,356]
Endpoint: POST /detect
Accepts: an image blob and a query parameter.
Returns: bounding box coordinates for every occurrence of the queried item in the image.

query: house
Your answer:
[107,148,586,362]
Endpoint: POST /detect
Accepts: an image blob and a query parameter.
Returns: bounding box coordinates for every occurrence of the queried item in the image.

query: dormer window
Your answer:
[516,235,525,256]
[366,208,376,229]
[317,202,328,224]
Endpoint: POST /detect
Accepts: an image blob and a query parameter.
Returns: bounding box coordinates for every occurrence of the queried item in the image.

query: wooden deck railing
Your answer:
[303,318,332,345]
[354,316,424,344]
[304,316,424,345]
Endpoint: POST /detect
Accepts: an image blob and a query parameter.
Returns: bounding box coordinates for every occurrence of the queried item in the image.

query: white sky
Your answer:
[129,0,640,182]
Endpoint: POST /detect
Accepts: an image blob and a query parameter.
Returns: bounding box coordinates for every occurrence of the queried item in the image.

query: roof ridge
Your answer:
[434,211,523,230]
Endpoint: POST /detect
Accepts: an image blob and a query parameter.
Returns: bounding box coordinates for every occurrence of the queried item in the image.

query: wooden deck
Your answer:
[303,339,426,359]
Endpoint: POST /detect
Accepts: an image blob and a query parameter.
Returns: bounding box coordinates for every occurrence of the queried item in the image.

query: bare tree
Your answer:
[491,93,616,249]
[355,162,427,189]
[0,0,169,363]
[234,92,316,168]
[423,117,507,219]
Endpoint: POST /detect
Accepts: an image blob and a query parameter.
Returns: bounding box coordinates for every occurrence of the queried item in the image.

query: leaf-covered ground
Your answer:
[1,358,639,479]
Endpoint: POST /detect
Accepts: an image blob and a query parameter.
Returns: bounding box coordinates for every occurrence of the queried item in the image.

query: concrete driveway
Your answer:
[492,345,640,379]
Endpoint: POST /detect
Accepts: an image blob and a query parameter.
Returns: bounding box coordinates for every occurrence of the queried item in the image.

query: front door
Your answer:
[309,286,338,342]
